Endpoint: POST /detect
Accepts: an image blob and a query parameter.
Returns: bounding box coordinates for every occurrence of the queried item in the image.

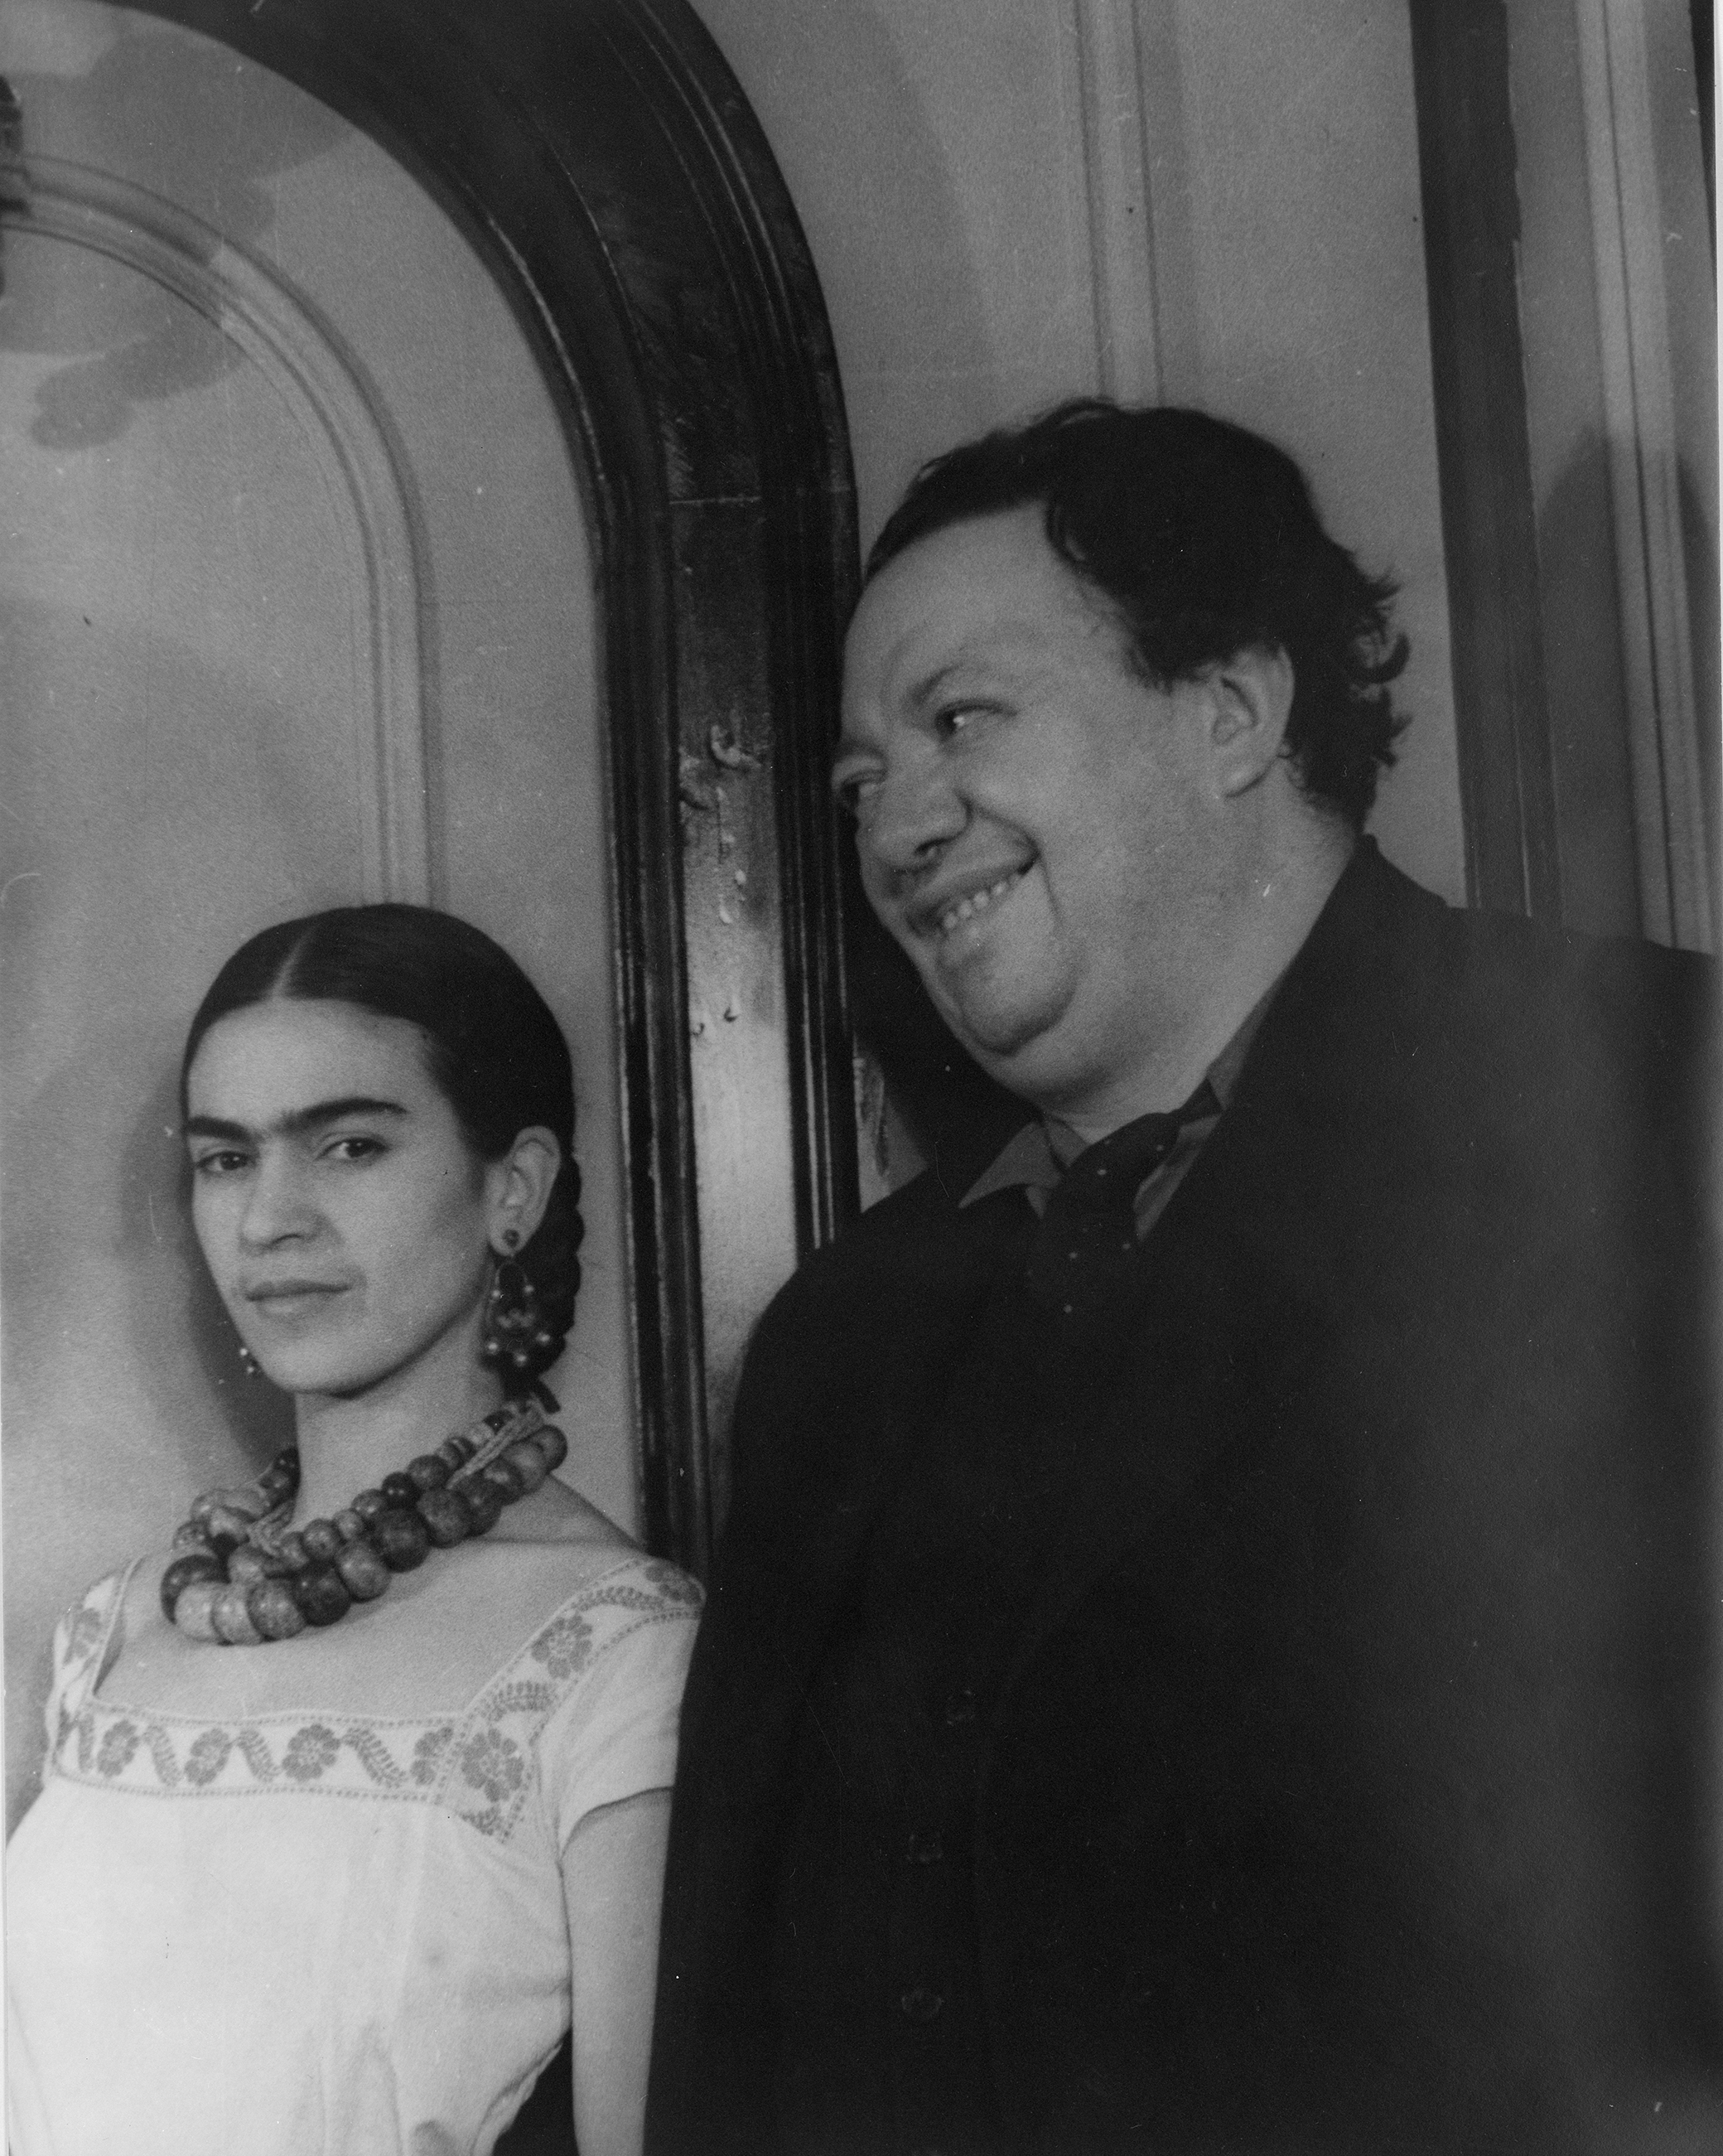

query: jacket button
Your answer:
[900,1984,944,2023]
[943,1689,977,1726]
[906,1831,944,1865]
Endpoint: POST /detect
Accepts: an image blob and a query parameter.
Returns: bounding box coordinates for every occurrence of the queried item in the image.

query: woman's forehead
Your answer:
[186,999,437,1117]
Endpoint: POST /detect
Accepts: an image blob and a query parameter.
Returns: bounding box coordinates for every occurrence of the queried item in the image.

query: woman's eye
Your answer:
[191,1150,249,1179]
[323,1135,385,1164]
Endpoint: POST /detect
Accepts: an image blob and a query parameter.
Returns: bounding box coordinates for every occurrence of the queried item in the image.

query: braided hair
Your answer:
[181,905,582,1396]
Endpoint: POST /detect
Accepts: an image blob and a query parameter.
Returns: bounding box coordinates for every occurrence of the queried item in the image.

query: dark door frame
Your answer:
[130,0,862,1579]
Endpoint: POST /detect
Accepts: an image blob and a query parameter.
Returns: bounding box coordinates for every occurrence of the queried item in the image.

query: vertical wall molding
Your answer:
[1070,0,1199,408]
[7,154,432,906]
[1074,0,1162,403]
[1407,0,1563,921]
[1575,0,1714,950]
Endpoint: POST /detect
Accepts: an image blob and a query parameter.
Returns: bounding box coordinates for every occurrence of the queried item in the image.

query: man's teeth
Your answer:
[937,871,1022,938]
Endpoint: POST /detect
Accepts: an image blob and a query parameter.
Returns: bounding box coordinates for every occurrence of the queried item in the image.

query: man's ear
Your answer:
[485,1128,562,1252]
[1207,644,1295,797]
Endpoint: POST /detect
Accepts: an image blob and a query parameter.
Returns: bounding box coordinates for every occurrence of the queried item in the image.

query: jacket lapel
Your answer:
[1001,840,1431,1694]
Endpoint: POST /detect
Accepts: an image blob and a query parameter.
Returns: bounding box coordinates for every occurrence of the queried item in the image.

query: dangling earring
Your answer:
[481,1232,555,1375]
[237,1340,263,1381]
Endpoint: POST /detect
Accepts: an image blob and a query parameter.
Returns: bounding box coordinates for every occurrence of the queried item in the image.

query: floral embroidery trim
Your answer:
[46,1556,700,1843]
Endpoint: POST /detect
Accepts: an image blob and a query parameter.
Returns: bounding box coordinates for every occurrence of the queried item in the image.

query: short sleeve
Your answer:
[538,1601,698,1849]
[40,1570,128,1781]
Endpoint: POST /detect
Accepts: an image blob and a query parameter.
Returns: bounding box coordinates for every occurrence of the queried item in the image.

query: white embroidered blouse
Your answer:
[5,1549,701,2156]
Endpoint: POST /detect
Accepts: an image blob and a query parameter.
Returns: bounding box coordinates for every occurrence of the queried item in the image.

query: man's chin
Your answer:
[936,990,1069,1083]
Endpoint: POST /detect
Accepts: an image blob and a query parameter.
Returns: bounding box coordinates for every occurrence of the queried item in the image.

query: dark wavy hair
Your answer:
[867,399,1409,829]
[180,905,582,1396]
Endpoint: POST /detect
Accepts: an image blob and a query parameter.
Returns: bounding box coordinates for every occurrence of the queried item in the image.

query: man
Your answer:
[648,404,1720,2153]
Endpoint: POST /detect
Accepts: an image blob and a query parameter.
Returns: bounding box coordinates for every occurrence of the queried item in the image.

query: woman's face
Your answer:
[185,998,500,1399]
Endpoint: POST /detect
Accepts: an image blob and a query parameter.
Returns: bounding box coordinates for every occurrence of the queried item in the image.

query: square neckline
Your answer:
[84,1547,675,1727]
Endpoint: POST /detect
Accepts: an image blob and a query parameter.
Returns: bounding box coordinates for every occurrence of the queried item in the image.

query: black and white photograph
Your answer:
[2,2,1717,2151]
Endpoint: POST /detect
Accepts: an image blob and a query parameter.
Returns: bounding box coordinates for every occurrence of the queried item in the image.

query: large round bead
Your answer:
[160,1551,223,1622]
[370,1507,432,1573]
[334,1541,390,1601]
[437,1433,472,1469]
[292,1564,353,1627]
[461,1476,506,1536]
[331,1509,367,1544]
[407,1453,450,1491]
[172,1582,226,1642]
[534,1427,569,1475]
[500,1438,548,1494]
[226,1546,277,1588]
[172,1520,217,1554]
[248,1578,307,1641]
[480,1457,526,1503]
[212,1585,264,1645]
[351,1488,389,1523]
[300,1519,343,1563]
[415,1486,472,1548]
[379,1472,420,1509]
[273,1530,311,1573]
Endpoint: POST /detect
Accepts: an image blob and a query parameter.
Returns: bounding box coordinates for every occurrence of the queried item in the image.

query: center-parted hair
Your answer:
[181,905,583,1396]
[866,399,1410,829]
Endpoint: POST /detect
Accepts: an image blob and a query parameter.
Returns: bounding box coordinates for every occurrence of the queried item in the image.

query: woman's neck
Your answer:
[288,1341,505,1524]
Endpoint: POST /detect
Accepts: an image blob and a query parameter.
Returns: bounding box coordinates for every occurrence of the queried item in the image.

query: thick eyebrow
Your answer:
[182,1097,409,1144]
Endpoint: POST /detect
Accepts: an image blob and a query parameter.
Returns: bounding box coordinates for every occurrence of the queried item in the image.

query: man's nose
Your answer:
[859,753,967,877]
[238,1154,317,1249]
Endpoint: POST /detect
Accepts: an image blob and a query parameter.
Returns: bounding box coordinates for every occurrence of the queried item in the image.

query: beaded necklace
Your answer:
[158,1397,568,1645]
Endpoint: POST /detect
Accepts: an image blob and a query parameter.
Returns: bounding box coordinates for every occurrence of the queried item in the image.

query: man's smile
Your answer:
[903,863,1033,944]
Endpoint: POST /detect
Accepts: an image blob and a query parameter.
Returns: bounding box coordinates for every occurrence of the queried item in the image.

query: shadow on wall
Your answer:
[693,0,996,541]
[1536,431,1722,945]
[1679,459,1721,905]
[1537,431,1641,942]
[2,15,345,448]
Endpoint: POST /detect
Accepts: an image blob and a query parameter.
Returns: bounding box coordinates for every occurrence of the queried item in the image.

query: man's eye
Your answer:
[832,771,881,818]
[933,703,987,742]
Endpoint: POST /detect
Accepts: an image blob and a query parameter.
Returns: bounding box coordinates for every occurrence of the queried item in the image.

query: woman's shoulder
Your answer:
[48,1564,137,1691]
[488,1472,642,1554]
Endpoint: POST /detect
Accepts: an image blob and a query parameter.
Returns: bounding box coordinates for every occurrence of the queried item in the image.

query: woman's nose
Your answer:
[237,1154,317,1249]
[859,754,967,877]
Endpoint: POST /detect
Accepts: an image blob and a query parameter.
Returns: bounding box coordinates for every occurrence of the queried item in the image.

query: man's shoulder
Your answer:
[759,1164,979,1328]
[1306,840,1716,1061]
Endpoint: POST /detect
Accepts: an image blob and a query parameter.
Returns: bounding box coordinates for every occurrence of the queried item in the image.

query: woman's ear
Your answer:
[486,1127,562,1253]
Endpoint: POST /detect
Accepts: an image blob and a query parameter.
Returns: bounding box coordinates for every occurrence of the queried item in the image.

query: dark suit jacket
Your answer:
[649,844,1721,2154]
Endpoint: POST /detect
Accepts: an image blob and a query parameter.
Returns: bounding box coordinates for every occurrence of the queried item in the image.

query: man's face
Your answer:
[835,508,1229,1123]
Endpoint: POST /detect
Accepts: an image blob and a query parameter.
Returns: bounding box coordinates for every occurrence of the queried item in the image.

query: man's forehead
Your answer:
[844,510,1109,703]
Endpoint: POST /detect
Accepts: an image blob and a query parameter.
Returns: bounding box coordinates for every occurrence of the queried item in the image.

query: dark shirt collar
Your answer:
[958,979,1277,1211]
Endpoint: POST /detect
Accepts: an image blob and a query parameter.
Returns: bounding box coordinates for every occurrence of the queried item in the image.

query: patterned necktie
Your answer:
[1023,1080,1220,1325]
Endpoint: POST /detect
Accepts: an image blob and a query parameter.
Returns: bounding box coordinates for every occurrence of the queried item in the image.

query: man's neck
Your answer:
[1045,819,1354,1148]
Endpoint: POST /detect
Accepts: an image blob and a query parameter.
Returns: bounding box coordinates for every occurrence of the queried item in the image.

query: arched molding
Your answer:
[8,152,431,905]
[126,0,861,1575]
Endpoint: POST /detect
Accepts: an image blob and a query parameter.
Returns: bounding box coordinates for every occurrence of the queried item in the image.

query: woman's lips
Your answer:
[244,1283,350,1317]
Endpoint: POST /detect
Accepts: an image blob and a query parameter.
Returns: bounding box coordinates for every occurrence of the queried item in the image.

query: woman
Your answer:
[6,906,701,2156]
